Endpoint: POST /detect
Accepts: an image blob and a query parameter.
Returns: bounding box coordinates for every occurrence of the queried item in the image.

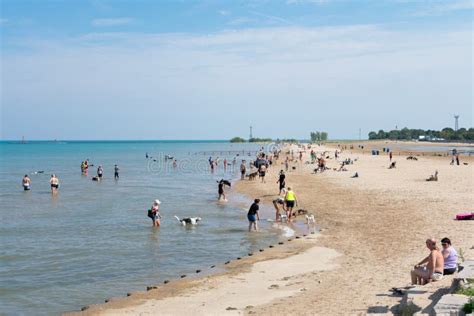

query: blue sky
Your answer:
[1,0,472,140]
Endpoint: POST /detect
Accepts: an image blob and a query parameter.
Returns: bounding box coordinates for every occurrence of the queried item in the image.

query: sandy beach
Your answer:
[71,142,474,315]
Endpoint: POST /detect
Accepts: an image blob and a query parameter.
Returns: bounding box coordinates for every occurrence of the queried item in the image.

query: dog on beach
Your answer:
[247,171,258,181]
[305,214,315,225]
[174,216,201,226]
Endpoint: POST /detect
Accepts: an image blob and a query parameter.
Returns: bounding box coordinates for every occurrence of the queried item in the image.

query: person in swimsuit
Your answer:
[114,165,119,179]
[240,161,246,180]
[149,199,161,227]
[247,199,260,231]
[50,174,59,193]
[259,164,267,183]
[97,166,103,179]
[277,170,286,195]
[22,175,31,191]
[272,197,285,222]
[411,238,444,285]
[284,187,297,222]
[217,180,229,201]
[441,237,458,275]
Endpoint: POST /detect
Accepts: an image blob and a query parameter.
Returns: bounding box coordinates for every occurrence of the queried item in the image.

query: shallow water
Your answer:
[0,141,285,315]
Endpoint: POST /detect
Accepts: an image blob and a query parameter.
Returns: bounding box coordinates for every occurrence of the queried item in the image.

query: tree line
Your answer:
[368,127,474,141]
[310,131,328,142]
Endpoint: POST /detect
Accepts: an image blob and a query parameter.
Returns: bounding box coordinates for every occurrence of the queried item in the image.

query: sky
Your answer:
[0,0,472,140]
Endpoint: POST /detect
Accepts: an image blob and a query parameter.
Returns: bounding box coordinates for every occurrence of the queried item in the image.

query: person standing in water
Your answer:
[114,165,120,179]
[97,166,103,179]
[22,174,31,191]
[272,197,285,222]
[240,160,246,180]
[218,180,228,201]
[149,199,161,227]
[50,174,59,194]
[277,170,286,195]
[248,199,260,231]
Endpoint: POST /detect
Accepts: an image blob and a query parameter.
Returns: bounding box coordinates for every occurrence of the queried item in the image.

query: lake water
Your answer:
[0,141,287,315]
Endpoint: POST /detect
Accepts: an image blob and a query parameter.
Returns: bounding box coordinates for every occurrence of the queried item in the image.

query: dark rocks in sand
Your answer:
[81,306,90,311]
[236,257,241,260]
[127,293,132,296]
[196,269,201,273]
[278,242,284,245]
[147,286,158,291]
[259,249,264,252]
[225,261,230,264]
[105,298,110,303]
[180,274,186,278]
[248,253,253,256]
[164,280,170,284]
[295,236,301,239]
[226,307,238,311]
[269,245,274,248]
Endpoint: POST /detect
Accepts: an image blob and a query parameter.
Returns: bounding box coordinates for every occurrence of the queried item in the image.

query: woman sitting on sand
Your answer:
[441,237,458,275]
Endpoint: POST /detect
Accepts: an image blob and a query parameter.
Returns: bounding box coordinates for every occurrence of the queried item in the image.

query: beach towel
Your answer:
[456,213,474,220]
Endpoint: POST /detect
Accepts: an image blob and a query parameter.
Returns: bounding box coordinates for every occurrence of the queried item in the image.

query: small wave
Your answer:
[272,223,295,237]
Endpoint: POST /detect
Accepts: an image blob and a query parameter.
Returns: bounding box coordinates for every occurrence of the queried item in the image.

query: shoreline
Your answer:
[67,142,473,315]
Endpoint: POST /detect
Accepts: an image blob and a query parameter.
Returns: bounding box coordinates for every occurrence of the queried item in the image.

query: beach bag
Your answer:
[456,213,474,220]
[147,209,154,219]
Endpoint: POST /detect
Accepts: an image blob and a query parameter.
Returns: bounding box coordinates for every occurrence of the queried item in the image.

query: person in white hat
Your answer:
[149,199,161,227]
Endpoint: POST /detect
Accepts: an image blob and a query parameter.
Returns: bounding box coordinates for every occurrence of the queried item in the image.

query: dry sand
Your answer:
[72,142,474,316]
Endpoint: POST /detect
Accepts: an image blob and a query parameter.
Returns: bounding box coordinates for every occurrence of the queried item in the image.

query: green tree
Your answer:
[230,137,246,143]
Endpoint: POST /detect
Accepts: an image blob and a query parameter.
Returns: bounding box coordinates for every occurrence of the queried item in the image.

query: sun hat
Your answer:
[154,199,161,205]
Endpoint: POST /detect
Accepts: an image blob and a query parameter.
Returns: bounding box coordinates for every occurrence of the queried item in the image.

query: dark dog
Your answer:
[247,171,258,181]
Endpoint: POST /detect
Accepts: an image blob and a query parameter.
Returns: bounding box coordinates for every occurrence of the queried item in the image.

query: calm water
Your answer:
[0,141,285,315]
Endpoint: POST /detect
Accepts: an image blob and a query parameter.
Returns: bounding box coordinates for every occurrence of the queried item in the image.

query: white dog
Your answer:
[174,216,201,226]
[305,214,315,225]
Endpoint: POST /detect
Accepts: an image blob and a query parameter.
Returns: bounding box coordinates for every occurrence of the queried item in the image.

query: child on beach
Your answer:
[248,199,260,231]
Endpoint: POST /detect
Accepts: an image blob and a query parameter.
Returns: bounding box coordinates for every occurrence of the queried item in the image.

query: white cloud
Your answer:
[219,10,231,16]
[413,0,473,16]
[91,18,134,27]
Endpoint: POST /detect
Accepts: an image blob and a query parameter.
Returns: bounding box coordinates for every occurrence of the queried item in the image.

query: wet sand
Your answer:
[69,142,474,315]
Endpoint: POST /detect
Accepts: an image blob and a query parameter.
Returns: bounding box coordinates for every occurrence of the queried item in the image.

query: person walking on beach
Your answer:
[248,199,260,231]
[97,166,103,179]
[22,174,31,191]
[277,170,286,195]
[223,159,227,172]
[284,187,297,222]
[50,174,59,194]
[410,238,444,285]
[455,154,460,166]
[148,199,161,227]
[389,151,393,162]
[114,164,120,179]
[259,164,267,183]
[240,160,246,180]
[285,157,289,172]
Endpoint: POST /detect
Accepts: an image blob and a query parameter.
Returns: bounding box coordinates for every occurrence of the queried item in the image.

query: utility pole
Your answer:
[454,115,459,132]
[249,125,253,140]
